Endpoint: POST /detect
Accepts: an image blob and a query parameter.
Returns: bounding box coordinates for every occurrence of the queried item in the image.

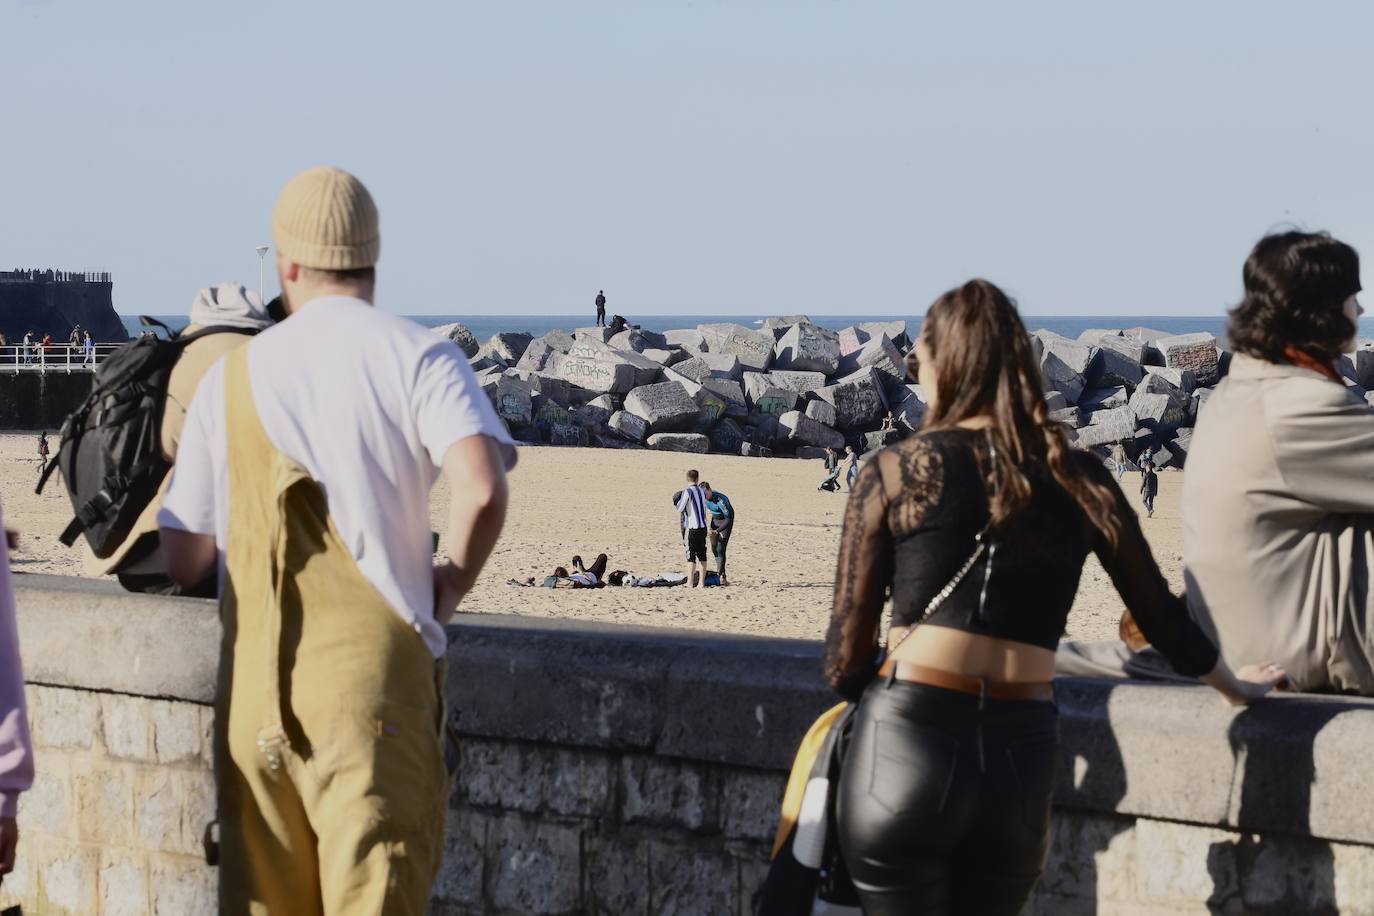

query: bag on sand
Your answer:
[754,702,862,916]
[36,318,254,559]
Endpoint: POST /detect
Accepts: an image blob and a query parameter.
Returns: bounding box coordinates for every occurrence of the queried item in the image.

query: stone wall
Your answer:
[5,575,1374,915]
[0,370,92,430]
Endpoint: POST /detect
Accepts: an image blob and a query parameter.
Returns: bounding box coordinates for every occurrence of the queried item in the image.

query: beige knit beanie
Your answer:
[272,166,380,270]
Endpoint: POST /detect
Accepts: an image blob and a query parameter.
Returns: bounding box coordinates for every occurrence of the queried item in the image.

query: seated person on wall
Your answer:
[89,284,274,596]
[1182,230,1370,693]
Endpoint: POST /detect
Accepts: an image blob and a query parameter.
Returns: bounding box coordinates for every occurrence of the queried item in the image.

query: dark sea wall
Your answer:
[0,370,92,430]
[0,273,128,342]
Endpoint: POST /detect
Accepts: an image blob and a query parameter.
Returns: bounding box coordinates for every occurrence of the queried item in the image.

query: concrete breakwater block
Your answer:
[773,323,840,374]
[749,387,801,420]
[708,417,746,454]
[697,322,776,371]
[804,398,837,428]
[574,326,616,343]
[1035,331,1097,405]
[778,410,845,449]
[647,432,710,453]
[668,356,713,386]
[839,333,905,383]
[1075,406,1137,447]
[606,410,648,441]
[433,322,480,357]
[483,375,533,426]
[486,331,533,364]
[609,328,668,353]
[545,352,638,394]
[624,381,700,434]
[1156,332,1220,385]
[700,378,748,418]
[1085,332,1146,389]
[816,368,888,429]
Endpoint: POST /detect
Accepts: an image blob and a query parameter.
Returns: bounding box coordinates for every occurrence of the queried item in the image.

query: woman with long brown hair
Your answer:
[826,279,1282,914]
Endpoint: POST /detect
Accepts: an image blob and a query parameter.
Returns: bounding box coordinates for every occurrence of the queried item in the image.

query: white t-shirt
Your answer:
[158,295,516,658]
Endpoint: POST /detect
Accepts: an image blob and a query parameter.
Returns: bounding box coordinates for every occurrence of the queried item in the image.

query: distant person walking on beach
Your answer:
[82,330,95,367]
[1140,460,1158,517]
[595,290,607,327]
[674,469,710,589]
[1111,442,1127,480]
[701,482,734,586]
[159,166,516,913]
[818,446,841,491]
[843,444,860,490]
[35,432,48,473]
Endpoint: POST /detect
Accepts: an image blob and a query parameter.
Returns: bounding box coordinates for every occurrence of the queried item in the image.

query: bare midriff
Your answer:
[887,624,1056,683]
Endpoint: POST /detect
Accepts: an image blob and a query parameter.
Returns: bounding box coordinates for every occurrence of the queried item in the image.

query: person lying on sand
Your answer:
[550,553,609,588]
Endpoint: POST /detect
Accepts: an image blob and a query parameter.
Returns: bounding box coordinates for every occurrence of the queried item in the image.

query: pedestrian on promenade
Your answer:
[825,278,1281,915]
[0,505,34,888]
[1140,459,1158,517]
[38,333,50,366]
[159,166,516,914]
[674,469,710,589]
[701,481,734,586]
[82,330,95,368]
[595,289,607,327]
[21,332,32,365]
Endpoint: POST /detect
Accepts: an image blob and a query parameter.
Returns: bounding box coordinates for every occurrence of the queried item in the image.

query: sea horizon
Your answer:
[117,312,1348,345]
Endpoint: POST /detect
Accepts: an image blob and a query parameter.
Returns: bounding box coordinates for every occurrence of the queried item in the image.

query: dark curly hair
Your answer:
[1228,230,1362,365]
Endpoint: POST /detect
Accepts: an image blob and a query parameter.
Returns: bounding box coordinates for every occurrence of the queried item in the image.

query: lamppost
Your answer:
[255,246,270,302]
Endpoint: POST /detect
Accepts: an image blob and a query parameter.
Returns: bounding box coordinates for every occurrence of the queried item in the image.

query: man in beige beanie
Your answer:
[159,166,516,915]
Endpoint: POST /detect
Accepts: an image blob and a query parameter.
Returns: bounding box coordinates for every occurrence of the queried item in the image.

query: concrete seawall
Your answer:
[4,574,1374,914]
[0,371,91,431]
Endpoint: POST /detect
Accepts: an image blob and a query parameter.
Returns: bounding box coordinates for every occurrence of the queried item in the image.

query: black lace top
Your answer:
[825,427,1218,697]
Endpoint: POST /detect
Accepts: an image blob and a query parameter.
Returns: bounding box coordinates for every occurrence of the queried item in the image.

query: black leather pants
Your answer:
[836,678,1059,916]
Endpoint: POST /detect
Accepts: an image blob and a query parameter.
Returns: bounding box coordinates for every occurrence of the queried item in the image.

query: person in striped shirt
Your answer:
[674,469,711,589]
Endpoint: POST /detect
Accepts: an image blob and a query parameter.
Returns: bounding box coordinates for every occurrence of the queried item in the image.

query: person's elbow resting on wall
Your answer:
[161,528,217,590]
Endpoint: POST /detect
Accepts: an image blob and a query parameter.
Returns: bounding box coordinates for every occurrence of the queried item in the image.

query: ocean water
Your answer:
[120,312,1374,344]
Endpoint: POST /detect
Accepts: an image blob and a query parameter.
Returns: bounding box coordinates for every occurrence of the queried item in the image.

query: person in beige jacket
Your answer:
[92,284,272,594]
[1184,230,1369,693]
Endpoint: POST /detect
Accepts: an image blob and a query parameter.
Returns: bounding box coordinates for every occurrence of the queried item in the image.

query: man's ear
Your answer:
[277,254,301,284]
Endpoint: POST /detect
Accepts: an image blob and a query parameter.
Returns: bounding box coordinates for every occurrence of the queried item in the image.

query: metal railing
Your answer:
[0,343,123,373]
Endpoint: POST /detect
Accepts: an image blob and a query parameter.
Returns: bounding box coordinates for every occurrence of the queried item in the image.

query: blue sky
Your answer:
[2,0,1370,317]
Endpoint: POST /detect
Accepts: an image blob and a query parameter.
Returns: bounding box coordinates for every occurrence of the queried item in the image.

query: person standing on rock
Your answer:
[675,469,711,589]
[1140,459,1158,518]
[595,289,607,327]
[159,166,516,914]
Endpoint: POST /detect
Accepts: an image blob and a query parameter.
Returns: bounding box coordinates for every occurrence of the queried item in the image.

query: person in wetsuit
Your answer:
[824,278,1283,916]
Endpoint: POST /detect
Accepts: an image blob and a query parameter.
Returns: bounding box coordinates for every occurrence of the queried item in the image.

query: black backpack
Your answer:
[37,318,255,561]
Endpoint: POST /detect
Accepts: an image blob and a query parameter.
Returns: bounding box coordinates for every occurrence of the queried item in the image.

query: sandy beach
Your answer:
[0,432,1183,643]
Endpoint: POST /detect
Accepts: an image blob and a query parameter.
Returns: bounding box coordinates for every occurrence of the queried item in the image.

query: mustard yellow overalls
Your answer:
[215,349,449,915]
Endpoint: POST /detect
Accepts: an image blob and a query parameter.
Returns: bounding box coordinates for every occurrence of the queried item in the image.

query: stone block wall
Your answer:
[7,575,1374,915]
[1,686,216,915]
[431,739,783,915]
